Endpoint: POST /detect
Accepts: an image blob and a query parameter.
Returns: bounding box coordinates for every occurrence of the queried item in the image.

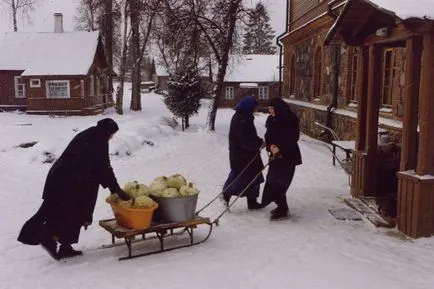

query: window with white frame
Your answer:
[89,75,95,96]
[258,86,269,99]
[30,79,41,88]
[225,86,234,99]
[14,76,25,98]
[46,80,70,98]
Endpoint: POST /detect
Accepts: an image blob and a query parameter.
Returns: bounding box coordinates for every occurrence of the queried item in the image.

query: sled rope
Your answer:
[212,159,272,225]
[195,148,264,215]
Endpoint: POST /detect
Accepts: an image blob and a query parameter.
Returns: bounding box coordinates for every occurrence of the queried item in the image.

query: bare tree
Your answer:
[128,0,161,111]
[193,0,244,131]
[2,0,39,32]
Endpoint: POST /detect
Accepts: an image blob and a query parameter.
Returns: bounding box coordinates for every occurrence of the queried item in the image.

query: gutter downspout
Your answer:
[325,2,340,140]
[276,0,290,97]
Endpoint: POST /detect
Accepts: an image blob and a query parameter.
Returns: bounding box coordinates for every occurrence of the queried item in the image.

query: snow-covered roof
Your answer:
[153,54,280,82]
[0,31,100,76]
[225,54,279,82]
[367,0,434,20]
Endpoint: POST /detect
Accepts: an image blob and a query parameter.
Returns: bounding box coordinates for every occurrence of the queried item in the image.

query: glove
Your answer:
[117,189,132,201]
[83,221,91,230]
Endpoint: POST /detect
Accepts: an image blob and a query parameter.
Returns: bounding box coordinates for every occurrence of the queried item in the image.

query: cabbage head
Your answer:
[167,174,187,189]
[179,182,200,196]
[133,195,154,209]
[119,199,134,208]
[149,176,168,195]
[161,187,179,198]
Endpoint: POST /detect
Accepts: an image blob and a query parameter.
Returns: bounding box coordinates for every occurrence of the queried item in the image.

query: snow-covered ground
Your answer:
[1,86,433,289]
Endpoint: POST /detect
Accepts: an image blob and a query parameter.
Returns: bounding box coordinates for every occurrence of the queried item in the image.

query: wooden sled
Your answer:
[99,216,213,260]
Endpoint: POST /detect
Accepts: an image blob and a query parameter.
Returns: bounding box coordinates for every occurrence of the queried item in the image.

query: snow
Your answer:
[368,0,434,20]
[225,54,280,82]
[0,31,99,76]
[1,85,434,289]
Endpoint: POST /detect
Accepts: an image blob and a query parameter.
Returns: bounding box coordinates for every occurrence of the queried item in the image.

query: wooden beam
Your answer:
[364,44,382,195]
[355,47,368,151]
[365,45,381,153]
[400,36,422,171]
[417,29,434,175]
[364,26,414,46]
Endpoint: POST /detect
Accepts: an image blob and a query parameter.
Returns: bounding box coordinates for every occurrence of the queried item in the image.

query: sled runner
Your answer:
[99,216,212,260]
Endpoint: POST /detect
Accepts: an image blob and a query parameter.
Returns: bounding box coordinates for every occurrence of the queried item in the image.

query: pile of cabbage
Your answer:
[106,174,199,209]
[106,181,154,209]
[149,174,199,198]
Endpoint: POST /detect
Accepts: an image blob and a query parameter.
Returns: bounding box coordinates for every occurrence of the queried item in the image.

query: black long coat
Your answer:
[43,125,121,227]
[265,110,302,185]
[18,124,121,245]
[226,110,264,197]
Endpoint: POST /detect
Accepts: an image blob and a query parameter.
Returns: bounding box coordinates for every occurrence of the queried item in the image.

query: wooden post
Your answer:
[355,46,369,151]
[400,36,422,171]
[417,28,434,176]
[364,45,382,195]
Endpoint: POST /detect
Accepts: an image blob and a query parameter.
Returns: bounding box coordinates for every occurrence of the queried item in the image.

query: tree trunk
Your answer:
[208,0,242,131]
[129,0,142,111]
[116,0,130,115]
[104,0,114,104]
[185,114,190,129]
[12,0,18,32]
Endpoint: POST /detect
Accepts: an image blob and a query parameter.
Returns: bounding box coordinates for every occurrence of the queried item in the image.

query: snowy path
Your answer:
[0,92,433,289]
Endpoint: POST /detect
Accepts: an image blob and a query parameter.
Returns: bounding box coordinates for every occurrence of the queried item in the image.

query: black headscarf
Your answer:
[97,118,119,138]
[267,97,293,120]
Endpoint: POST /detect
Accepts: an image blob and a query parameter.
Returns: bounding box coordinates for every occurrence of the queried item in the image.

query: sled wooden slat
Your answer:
[99,216,211,238]
[99,216,213,260]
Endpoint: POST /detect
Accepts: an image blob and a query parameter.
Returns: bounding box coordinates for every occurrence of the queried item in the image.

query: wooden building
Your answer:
[219,54,280,109]
[152,54,280,108]
[0,13,112,115]
[281,0,434,237]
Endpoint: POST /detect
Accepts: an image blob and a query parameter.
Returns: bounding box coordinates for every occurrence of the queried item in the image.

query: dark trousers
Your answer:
[261,165,296,210]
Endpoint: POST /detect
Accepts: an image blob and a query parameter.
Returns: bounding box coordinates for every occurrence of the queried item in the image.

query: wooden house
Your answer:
[151,54,280,108]
[0,13,112,115]
[219,54,280,109]
[280,0,434,237]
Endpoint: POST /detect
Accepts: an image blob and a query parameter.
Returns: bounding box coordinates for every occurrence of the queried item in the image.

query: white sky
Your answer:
[0,0,288,35]
[1,86,434,288]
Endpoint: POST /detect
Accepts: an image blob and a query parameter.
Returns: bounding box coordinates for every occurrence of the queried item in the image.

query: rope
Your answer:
[212,159,274,225]
[194,148,264,215]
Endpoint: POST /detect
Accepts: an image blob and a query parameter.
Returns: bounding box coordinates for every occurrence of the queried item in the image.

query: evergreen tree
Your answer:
[165,63,207,131]
[242,1,276,55]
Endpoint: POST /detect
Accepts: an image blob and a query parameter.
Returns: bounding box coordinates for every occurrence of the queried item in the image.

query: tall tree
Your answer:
[242,1,276,55]
[2,0,39,32]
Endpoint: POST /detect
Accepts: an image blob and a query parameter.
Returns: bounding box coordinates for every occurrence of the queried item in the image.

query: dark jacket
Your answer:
[225,96,264,196]
[265,98,302,185]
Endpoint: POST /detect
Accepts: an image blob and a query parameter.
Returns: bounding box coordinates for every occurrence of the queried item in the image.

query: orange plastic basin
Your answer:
[108,201,159,230]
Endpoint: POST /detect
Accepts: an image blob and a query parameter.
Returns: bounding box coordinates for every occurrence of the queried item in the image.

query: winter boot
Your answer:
[58,244,83,259]
[219,194,230,207]
[270,208,289,221]
[39,226,59,261]
[247,198,263,210]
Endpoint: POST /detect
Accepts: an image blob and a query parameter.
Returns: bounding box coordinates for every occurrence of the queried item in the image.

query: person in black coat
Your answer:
[261,97,302,220]
[17,118,131,260]
[222,96,264,210]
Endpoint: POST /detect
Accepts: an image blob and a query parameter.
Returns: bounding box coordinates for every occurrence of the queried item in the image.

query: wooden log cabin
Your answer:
[0,13,113,115]
[280,0,434,238]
